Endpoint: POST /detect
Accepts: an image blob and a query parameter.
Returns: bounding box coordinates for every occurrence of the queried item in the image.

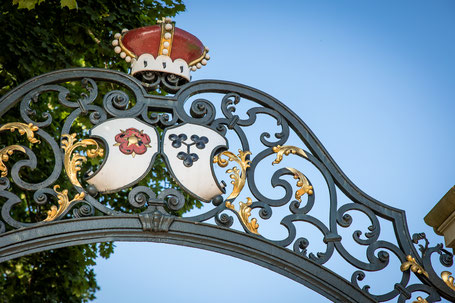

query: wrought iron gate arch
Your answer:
[0,68,453,303]
[0,216,373,303]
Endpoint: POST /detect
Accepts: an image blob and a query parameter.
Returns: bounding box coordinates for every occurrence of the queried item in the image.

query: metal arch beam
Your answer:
[0,217,375,303]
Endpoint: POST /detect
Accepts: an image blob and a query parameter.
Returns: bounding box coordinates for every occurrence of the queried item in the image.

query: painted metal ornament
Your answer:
[86,118,159,193]
[163,123,227,201]
[114,128,152,157]
[84,119,227,202]
[111,17,210,85]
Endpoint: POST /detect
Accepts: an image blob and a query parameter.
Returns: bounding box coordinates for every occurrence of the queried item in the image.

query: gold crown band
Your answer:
[189,47,209,67]
[118,37,136,59]
[158,21,174,57]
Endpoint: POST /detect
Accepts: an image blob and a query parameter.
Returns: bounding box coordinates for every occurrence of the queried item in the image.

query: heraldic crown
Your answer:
[112,17,210,84]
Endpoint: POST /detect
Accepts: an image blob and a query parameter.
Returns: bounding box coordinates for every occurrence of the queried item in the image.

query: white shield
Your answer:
[86,118,159,193]
[162,123,227,201]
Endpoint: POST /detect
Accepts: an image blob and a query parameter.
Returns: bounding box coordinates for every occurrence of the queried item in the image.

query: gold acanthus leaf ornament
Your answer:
[238,198,259,234]
[213,149,251,201]
[44,185,86,221]
[0,122,41,177]
[0,122,40,144]
[61,133,104,188]
[441,271,455,291]
[214,150,259,234]
[272,145,308,164]
[413,297,428,303]
[400,255,429,278]
[0,145,26,177]
[272,145,314,202]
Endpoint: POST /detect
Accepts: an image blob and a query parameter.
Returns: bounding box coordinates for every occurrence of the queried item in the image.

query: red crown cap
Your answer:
[112,17,210,81]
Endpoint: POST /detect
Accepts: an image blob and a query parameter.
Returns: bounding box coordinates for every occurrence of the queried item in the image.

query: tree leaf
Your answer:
[13,0,40,10]
[60,0,77,9]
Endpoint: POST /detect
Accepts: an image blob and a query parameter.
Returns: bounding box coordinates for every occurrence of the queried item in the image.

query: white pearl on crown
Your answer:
[114,33,121,39]
[120,52,126,58]
[114,46,121,54]
[122,28,128,33]
[162,49,169,55]
[201,59,207,66]
[112,40,119,46]
[163,41,170,48]
[164,32,171,39]
[125,56,132,63]
[165,23,173,31]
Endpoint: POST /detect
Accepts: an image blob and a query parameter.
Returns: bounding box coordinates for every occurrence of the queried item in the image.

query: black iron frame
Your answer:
[0,68,453,303]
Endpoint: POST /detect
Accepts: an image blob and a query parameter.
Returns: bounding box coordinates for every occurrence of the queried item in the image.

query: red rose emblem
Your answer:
[114,128,151,157]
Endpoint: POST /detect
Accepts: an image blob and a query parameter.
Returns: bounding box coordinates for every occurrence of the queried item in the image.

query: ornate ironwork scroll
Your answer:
[0,68,453,303]
[61,133,104,188]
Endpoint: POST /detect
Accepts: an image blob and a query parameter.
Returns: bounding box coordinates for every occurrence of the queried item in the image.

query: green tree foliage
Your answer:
[0,0,186,301]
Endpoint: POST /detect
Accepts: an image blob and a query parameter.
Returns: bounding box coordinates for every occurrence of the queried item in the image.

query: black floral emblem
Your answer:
[169,134,209,167]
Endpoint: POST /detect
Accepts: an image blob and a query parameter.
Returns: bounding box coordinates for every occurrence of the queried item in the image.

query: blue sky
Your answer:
[94,1,455,302]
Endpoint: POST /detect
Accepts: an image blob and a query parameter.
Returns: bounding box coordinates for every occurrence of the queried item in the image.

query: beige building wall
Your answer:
[425,186,455,250]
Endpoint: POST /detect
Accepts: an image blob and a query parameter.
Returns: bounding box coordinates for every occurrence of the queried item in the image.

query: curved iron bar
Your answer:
[0,68,452,302]
[0,216,375,303]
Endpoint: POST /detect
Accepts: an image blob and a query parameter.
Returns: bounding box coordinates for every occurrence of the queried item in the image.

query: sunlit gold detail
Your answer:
[272,145,308,164]
[225,197,259,234]
[0,122,40,144]
[44,185,85,221]
[158,22,174,57]
[61,133,104,188]
[189,47,209,67]
[214,150,258,234]
[0,122,40,177]
[0,145,26,177]
[272,145,313,201]
[214,150,251,201]
[156,17,166,24]
[287,167,314,202]
[413,297,428,303]
[441,271,455,291]
[400,255,429,278]
[239,198,259,234]
[225,195,258,235]
[118,37,136,59]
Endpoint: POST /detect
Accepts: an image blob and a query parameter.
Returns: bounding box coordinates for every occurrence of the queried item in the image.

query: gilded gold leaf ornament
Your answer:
[272,145,313,201]
[0,122,40,144]
[272,145,308,165]
[0,122,41,177]
[413,297,428,303]
[44,185,86,221]
[287,167,313,202]
[214,150,259,234]
[441,271,455,291]
[0,145,26,177]
[213,149,251,201]
[239,197,259,234]
[400,255,429,278]
[61,133,104,188]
